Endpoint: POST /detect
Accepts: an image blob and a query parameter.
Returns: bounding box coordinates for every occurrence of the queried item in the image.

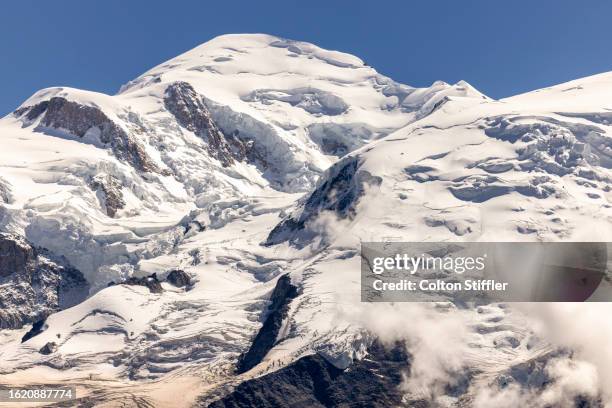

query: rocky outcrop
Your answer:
[13,100,49,121]
[235,275,298,374]
[164,82,249,167]
[90,174,126,217]
[39,341,58,355]
[166,269,191,288]
[202,95,320,193]
[207,341,409,408]
[265,157,382,246]
[0,233,89,330]
[0,177,13,204]
[0,233,32,279]
[120,273,163,293]
[15,97,160,173]
[21,319,47,343]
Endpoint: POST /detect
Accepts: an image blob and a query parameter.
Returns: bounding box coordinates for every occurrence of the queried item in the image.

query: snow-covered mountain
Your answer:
[0,34,611,407]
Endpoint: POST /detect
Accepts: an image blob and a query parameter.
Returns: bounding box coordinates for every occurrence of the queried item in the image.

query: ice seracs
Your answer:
[0,34,610,406]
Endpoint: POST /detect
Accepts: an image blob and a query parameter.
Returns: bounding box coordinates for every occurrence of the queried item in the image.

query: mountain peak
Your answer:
[118,32,368,97]
[2,30,612,407]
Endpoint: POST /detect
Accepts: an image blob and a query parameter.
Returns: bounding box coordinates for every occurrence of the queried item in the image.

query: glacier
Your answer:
[0,34,611,407]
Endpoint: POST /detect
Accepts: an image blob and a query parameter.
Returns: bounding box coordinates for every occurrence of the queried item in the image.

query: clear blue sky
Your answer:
[1,0,611,115]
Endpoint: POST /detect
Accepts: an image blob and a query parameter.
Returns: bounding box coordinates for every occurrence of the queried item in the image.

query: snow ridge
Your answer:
[0,34,611,407]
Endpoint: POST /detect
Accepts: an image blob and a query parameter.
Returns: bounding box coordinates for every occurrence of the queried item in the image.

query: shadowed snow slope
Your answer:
[0,34,611,407]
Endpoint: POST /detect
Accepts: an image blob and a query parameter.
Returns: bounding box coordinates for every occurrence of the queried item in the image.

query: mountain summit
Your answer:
[0,34,610,407]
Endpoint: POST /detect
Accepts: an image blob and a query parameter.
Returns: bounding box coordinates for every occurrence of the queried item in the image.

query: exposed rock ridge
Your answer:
[0,233,89,330]
[90,174,126,217]
[235,274,298,374]
[164,82,250,167]
[15,97,161,173]
[266,156,382,246]
[206,341,409,408]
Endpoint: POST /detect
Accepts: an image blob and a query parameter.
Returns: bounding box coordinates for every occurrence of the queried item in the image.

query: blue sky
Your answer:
[1,0,611,115]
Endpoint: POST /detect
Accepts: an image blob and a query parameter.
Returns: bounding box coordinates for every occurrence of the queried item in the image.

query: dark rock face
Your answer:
[15,97,160,173]
[266,157,382,246]
[39,341,57,355]
[300,159,368,216]
[13,100,50,121]
[90,174,126,217]
[207,341,409,408]
[21,319,48,343]
[122,273,163,293]
[40,97,109,136]
[0,233,33,279]
[0,233,89,330]
[0,177,13,204]
[164,82,249,167]
[166,269,191,288]
[235,275,298,374]
[201,95,311,192]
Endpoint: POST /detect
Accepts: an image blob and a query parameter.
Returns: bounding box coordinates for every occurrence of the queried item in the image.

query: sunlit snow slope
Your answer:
[0,34,611,407]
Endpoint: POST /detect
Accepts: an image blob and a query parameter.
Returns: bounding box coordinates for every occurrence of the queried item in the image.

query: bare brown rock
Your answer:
[17,97,161,173]
[0,233,89,330]
[90,174,126,217]
[164,82,250,167]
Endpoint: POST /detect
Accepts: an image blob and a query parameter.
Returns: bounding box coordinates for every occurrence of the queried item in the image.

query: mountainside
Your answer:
[269,72,612,247]
[0,34,611,407]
